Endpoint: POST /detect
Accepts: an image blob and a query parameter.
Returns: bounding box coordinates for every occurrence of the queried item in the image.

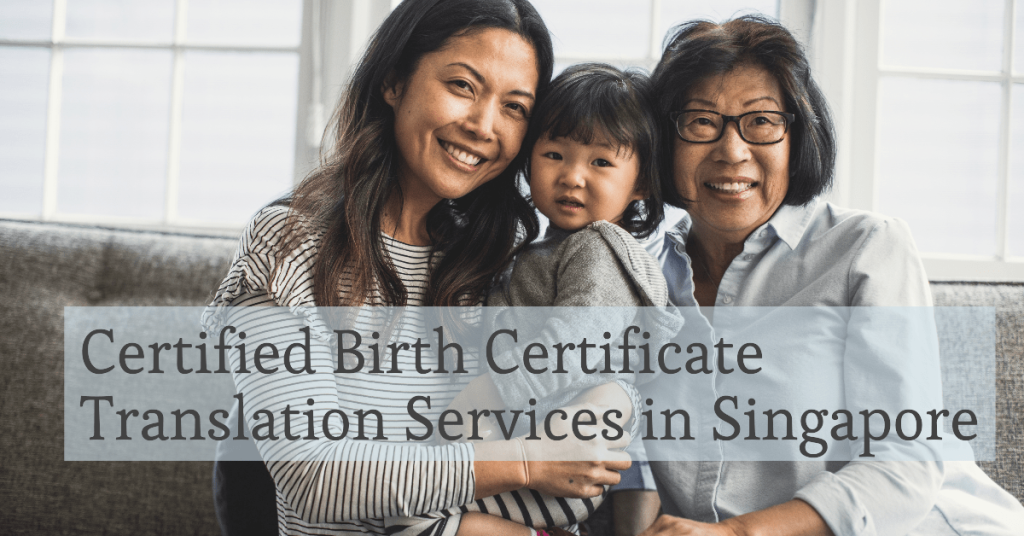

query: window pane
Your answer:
[876,77,1000,256]
[1015,0,1024,74]
[58,48,171,219]
[186,0,302,47]
[0,0,53,41]
[880,0,1003,72]
[0,47,50,216]
[532,0,652,59]
[65,0,175,43]
[1009,84,1024,257]
[177,51,298,224]
[659,0,778,43]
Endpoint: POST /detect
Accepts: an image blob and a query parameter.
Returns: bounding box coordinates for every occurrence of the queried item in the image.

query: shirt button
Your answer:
[743,254,754,261]
[722,296,733,304]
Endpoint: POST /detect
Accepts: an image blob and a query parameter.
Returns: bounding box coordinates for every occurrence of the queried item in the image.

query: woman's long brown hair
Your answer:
[274,0,552,307]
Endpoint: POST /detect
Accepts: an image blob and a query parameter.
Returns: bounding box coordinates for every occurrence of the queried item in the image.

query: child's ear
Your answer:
[381,74,404,108]
[629,183,648,203]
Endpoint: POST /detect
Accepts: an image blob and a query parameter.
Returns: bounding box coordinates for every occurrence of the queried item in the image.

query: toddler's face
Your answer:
[530,134,643,231]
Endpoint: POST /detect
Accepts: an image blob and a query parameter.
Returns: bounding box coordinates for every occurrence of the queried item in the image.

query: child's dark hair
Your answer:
[526,63,664,238]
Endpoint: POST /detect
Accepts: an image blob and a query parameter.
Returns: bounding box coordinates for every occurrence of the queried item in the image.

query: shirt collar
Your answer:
[769,200,817,249]
[666,200,817,250]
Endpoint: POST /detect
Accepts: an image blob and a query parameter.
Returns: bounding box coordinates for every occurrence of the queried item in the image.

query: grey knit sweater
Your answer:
[487,220,684,411]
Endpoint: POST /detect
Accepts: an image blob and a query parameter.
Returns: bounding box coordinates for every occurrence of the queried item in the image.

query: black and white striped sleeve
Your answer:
[202,206,476,527]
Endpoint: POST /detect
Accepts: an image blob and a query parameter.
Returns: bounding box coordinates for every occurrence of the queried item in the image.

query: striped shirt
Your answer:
[204,205,477,535]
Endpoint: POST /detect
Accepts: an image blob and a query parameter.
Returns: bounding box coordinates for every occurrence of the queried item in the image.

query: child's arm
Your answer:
[456,513,577,536]
[456,512,532,536]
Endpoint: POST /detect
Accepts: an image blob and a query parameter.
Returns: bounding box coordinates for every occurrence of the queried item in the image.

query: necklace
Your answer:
[688,240,720,288]
[695,253,716,285]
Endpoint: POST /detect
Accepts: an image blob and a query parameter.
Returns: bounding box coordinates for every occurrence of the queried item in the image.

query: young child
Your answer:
[386,63,683,536]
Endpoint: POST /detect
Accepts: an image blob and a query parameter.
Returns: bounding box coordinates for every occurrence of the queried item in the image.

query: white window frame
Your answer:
[294,0,396,186]
[543,1,810,74]
[814,0,1024,282]
[0,0,315,233]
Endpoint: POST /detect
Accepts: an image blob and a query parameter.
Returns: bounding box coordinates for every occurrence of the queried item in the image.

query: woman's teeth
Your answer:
[441,141,482,166]
[707,182,753,193]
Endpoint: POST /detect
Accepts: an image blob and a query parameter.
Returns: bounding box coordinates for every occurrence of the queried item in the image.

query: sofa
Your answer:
[1,219,1022,535]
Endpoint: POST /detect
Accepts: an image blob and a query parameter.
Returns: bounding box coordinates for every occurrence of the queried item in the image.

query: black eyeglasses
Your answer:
[670,109,796,145]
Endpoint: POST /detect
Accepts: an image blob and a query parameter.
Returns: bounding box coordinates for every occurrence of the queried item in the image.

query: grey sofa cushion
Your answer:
[932,283,1024,503]
[0,220,235,535]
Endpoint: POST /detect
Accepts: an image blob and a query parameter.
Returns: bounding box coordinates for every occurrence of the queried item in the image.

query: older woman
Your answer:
[637,16,1024,536]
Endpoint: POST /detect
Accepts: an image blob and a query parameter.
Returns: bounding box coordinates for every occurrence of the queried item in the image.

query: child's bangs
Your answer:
[538,79,645,154]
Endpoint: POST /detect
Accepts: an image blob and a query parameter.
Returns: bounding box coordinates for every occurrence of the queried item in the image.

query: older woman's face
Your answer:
[673,64,790,241]
[384,28,539,206]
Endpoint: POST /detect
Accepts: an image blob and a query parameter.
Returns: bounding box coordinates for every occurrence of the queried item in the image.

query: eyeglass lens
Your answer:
[677,111,788,143]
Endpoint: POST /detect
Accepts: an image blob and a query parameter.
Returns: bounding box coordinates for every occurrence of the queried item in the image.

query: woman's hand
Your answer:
[520,401,632,498]
[525,455,632,499]
[637,501,833,536]
[637,515,741,536]
[473,401,632,500]
[473,447,630,500]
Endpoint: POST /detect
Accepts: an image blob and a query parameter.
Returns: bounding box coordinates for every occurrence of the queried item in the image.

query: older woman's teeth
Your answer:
[441,141,481,166]
[707,182,752,193]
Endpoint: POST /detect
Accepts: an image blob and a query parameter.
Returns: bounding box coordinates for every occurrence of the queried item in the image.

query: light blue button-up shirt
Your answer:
[640,201,1024,536]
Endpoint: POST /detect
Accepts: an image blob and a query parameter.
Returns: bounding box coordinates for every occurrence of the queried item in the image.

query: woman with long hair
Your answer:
[205,1,630,535]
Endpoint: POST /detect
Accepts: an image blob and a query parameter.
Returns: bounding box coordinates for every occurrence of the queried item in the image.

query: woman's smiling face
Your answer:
[384,28,540,206]
[673,63,790,242]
